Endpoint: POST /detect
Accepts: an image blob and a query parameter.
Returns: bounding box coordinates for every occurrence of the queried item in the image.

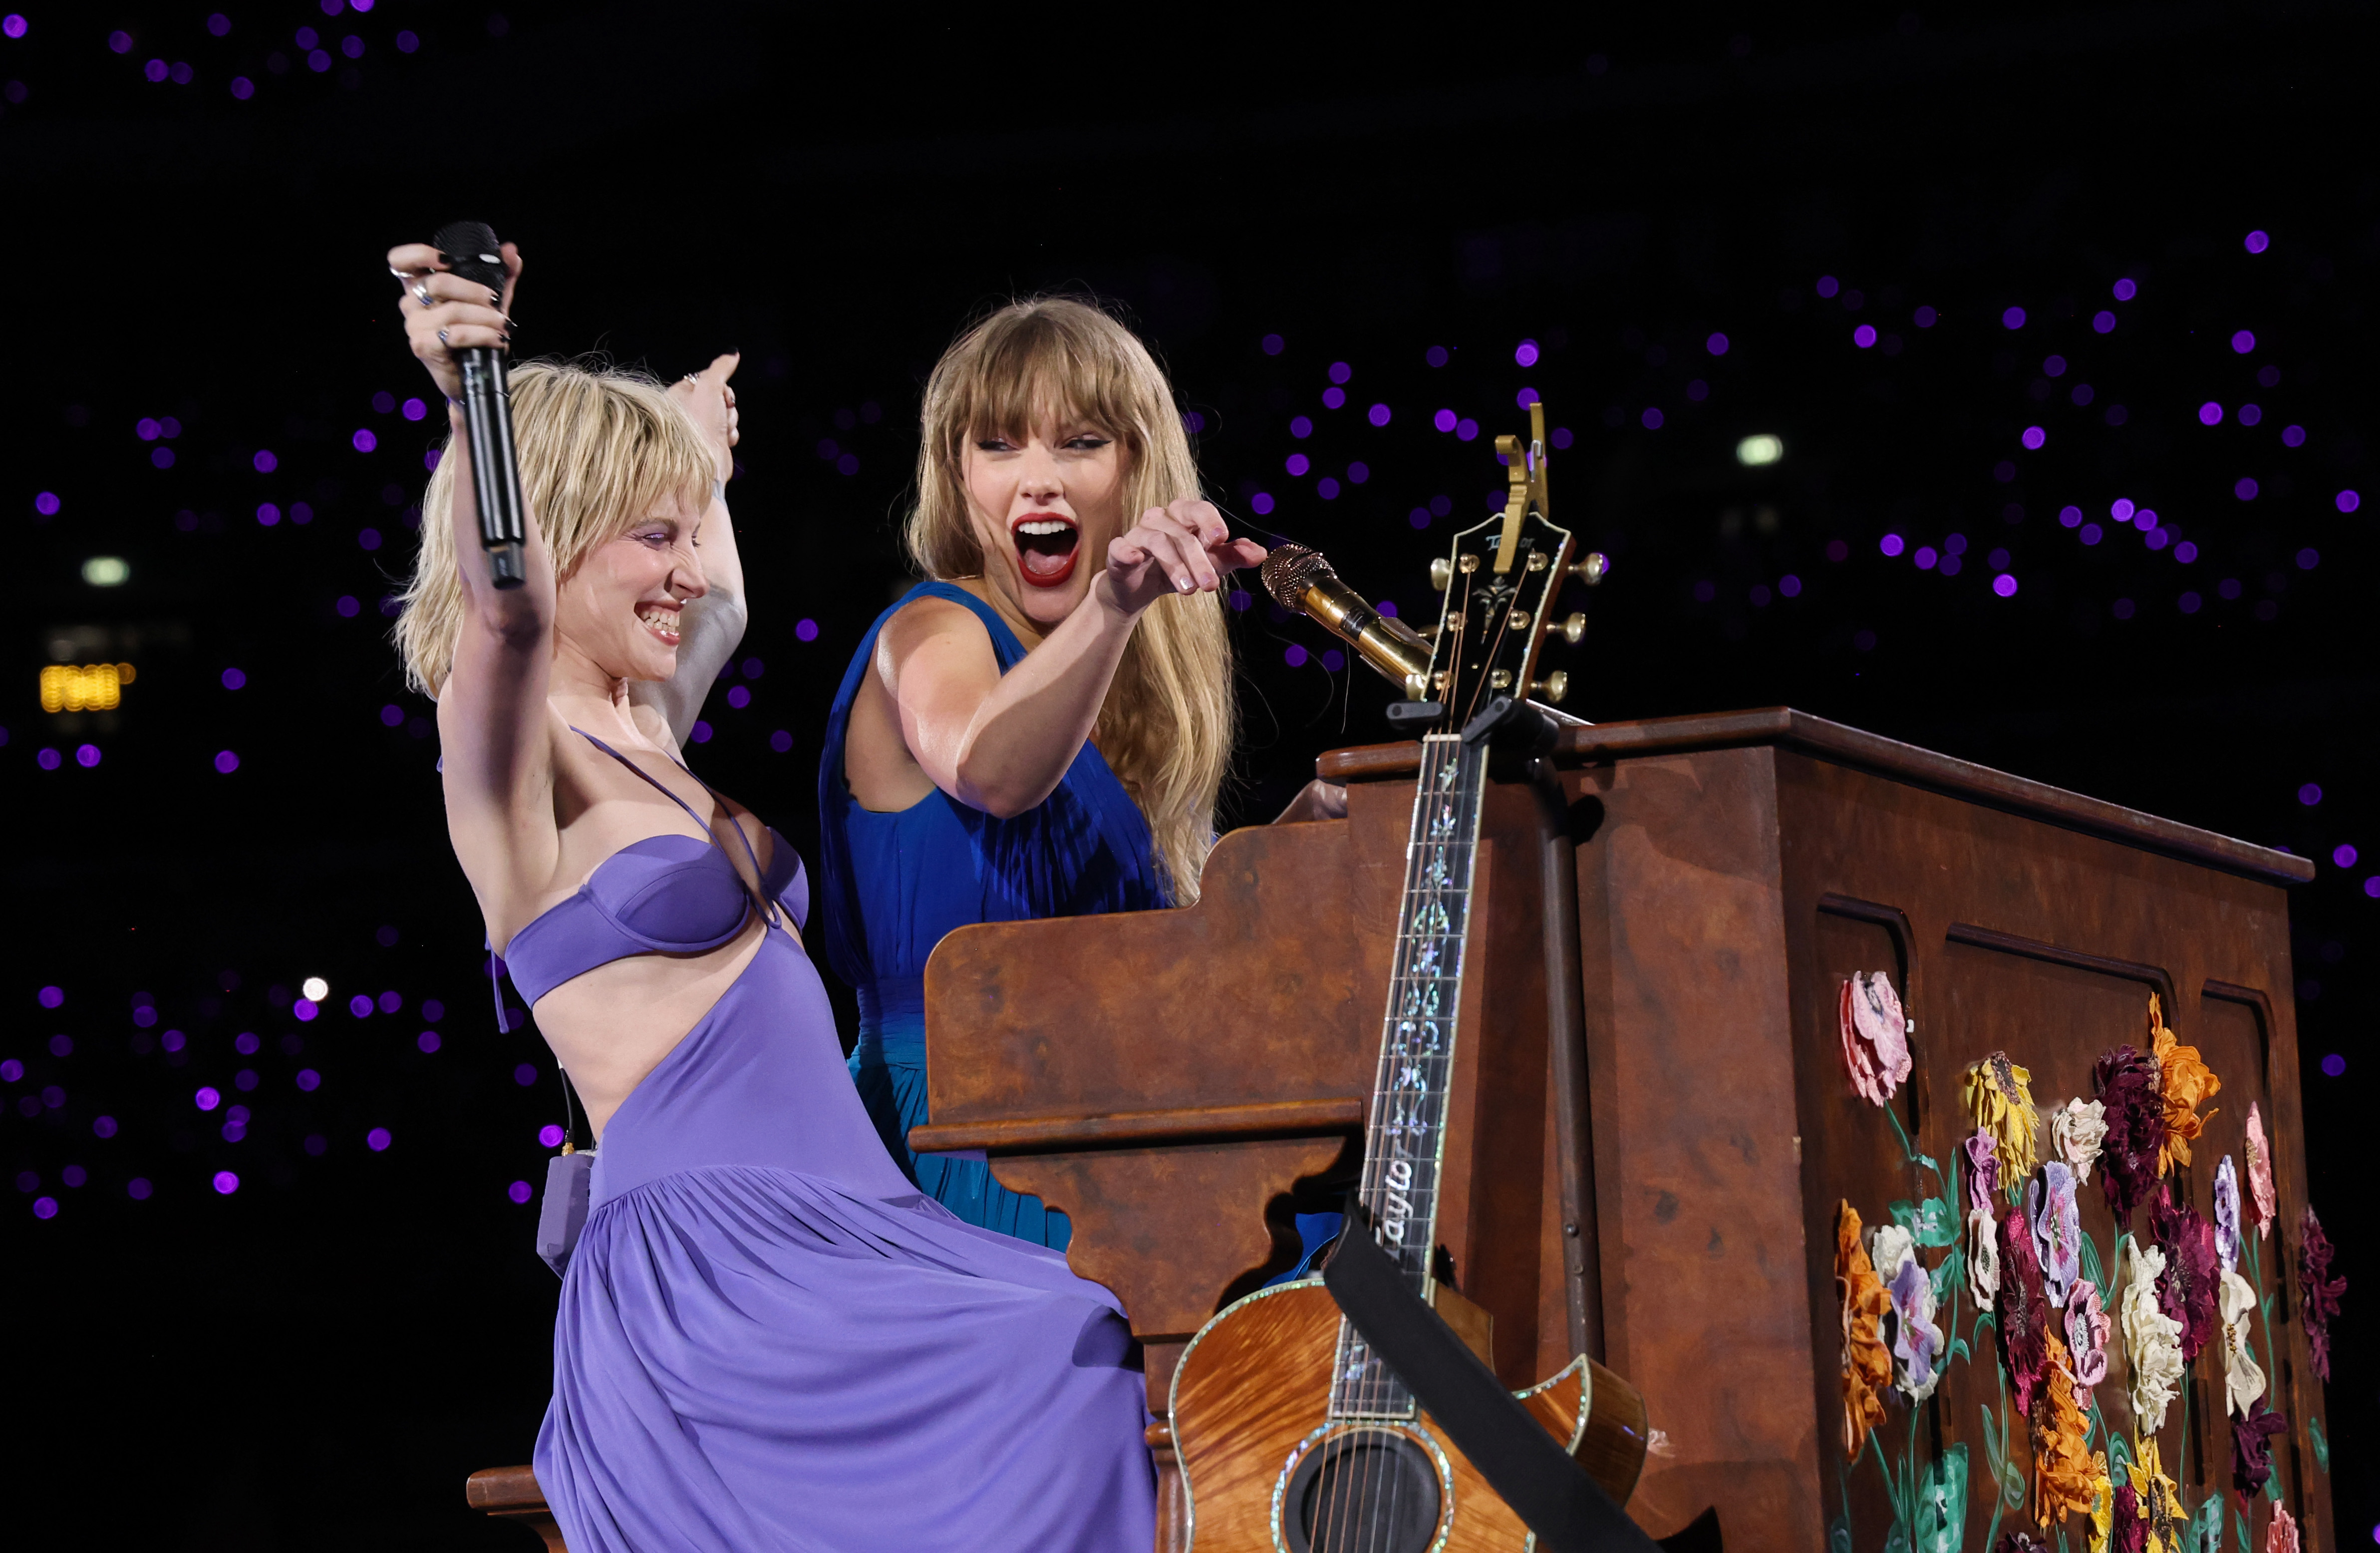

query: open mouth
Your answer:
[1011,514,1080,588]
[637,605,683,647]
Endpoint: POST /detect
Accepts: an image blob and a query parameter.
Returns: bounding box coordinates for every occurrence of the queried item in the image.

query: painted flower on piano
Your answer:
[2265,1505,2300,1553]
[2130,1436,2184,1552]
[2063,1277,2110,1414]
[2218,1266,2266,1418]
[1869,1222,1945,1402]
[2298,1204,2346,1384]
[2028,1327,2099,1530]
[2245,1102,2278,1239]
[2147,994,2219,1176]
[1834,1201,1892,1459]
[1965,1128,2001,1211]
[2107,1482,2149,1553]
[2050,1097,2107,1183]
[1964,1051,2041,1183]
[1997,1205,2052,1417]
[2150,1181,2220,1362]
[2214,1156,2243,1274]
[2119,1240,2185,1431]
[2091,1042,2166,1225]
[1838,971,1912,1105]
[2029,1162,2082,1308]
[2230,1391,2288,1497]
[1967,1206,2001,1312]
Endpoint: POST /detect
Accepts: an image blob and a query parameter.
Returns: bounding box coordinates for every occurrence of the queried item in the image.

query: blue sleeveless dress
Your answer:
[515,730,1155,1553]
[817,583,1171,1250]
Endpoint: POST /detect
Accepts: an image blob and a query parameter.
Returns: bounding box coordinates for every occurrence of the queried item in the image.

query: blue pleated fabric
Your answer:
[816,583,1171,1250]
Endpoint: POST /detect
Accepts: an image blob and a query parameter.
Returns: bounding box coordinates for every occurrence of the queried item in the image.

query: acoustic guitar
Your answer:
[1169,402,1649,1552]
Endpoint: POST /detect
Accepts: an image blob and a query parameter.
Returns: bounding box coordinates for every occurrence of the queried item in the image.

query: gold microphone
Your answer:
[1260,544,1433,695]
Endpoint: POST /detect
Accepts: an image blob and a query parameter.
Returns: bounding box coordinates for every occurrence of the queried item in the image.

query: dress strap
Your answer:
[571,726,715,831]
[570,726,783,931]
[659,749,783,926]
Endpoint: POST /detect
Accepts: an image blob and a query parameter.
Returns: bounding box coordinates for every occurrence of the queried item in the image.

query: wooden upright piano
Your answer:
[912,707,2338,1552]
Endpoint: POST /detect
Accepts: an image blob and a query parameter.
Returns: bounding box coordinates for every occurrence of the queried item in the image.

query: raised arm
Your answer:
[629,355,745,751]
[878,499,1261,819]
[388,239,563,896]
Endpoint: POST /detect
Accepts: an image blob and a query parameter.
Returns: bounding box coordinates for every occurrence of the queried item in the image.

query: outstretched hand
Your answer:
[668,353,740,483]
[386,238,522,403]
[1099,497,1267,618]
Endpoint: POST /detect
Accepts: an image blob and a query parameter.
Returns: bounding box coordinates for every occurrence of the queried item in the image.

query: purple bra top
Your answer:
[503,729,808,1007]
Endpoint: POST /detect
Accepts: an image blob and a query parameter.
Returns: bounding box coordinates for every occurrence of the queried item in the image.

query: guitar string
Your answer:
[1383,736,1474,1548]
[1352,735,1444,1552]
[1353,519,1550,1542]
[1331,733,1447,1553]
[1335,534,1523,1541]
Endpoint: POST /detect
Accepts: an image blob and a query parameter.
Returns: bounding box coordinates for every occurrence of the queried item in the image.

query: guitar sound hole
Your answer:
[1282,1428,1443,1553]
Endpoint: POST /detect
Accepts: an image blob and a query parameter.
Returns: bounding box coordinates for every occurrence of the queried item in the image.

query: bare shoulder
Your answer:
[873,593,993,677]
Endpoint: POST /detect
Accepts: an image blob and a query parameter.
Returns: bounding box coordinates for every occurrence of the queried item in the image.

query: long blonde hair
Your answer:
[393,360,716,697]
[908,297,1235,903]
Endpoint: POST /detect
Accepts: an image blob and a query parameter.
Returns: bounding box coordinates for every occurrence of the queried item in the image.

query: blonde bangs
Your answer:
[906,297,1238,904]
[393,358,715,698]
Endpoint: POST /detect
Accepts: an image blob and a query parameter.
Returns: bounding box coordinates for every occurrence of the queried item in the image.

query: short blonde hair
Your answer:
[393,360,715,696]
[908,296,1235,903]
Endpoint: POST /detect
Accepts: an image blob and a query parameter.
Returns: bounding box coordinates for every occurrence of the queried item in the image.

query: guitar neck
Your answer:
[1329,731,1490,1420]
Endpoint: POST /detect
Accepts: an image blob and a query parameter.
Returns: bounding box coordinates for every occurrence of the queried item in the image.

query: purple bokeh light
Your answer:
[2198,402,2224,426]
[2001,306,2026,330]
[1853,325,1876,349]
[540,1124,567,1148]
[2338,490,2361,514]
[2230,330,2256,354]
[1367,403,1391,427]
[417,1030,441,1053]
[2299,783,2323,807]
[366,1127,392,1152]
[2244,230,2269,254]
[38,985,62,1009]
[2112,279,2138,302]
[509,1180,535,1205]
[1513,340,1539,367]
[2333,844,2358,869]
[1260,333,1284,356]
[2021,426,2045,450]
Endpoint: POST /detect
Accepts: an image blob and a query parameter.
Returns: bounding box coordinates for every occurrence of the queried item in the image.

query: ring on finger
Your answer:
[437,328,450,344]
[412,283,433,308]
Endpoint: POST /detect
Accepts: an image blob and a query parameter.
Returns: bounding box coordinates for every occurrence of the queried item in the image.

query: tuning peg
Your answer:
[1571,552,1609,587]
[1530,672,1570,704]
[1430,557,1452,591]
[1555,612,1587,645]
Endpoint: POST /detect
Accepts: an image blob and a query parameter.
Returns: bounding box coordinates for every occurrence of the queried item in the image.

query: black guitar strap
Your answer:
[1321,1207,1719,1553]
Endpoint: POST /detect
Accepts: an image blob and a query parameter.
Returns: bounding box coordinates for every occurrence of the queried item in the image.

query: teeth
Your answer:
[639,611,679,635]
[1017,520,1074,537]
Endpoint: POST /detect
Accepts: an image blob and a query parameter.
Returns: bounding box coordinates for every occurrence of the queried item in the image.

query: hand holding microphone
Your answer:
[387,224,528,588]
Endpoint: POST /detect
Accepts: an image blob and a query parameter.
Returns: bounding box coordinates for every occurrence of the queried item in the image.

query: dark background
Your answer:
[0,2,2371,1547]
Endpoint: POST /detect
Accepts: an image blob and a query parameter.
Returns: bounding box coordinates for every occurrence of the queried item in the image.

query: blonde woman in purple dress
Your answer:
[383,238,1154,1552]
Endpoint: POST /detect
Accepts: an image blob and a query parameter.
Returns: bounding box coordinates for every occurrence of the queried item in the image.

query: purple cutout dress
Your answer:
[511,732,1156,1553]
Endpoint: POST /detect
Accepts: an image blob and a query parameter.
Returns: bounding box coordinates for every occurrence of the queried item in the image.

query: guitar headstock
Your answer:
[1411,400,1591,731]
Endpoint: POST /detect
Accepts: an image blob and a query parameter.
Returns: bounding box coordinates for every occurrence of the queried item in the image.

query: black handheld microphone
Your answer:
[433,220,529,590]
